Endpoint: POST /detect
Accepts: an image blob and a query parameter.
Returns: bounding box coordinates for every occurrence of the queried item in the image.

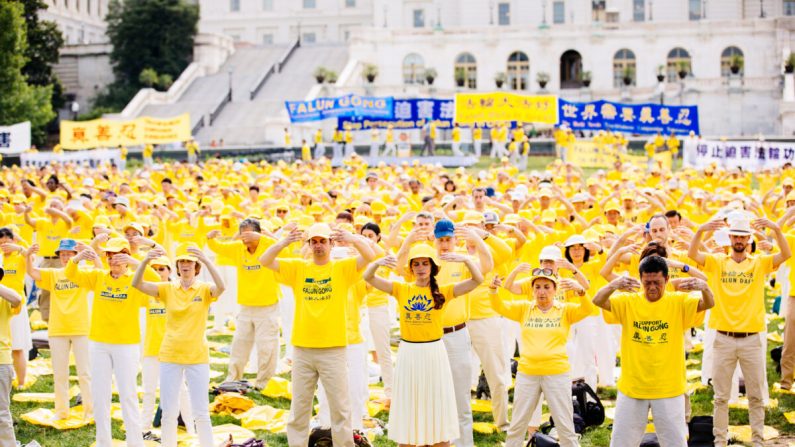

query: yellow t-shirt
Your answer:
[301,144,311,161]
[437,256,472,327]
[0,300,21,365]
[207,238,281,306]
[35,218,71,257]
[702,253,774,333]
[38,268,90,336]
[65,260,154,344]
[365,265,391,308]
[605,291,701,399]
[452,128,461,142]
[393,282,455,342]
[348,281,367,345]
[0,251,25,296]
[156,281,216,364]
[144,295,166,358]
[276,257,360,348]
[493,294,592,376]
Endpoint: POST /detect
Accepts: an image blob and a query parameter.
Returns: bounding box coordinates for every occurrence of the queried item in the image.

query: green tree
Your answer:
[0,1,55,146]
[139,67,158,87]
[98,0,197,109]
[20,0,65,109]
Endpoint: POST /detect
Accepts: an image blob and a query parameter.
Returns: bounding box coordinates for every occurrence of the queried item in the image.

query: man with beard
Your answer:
[689,217,790,447]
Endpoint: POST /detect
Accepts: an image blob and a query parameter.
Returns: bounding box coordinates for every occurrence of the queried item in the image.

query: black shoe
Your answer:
[143,431,161,442]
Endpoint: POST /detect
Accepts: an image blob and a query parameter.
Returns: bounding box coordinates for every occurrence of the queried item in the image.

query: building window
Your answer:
[633,0,645,21]
[592,0,606,21]
[230,0,240,12]
[262,34,274,44]
[454,53,477,89]
[263,0,273,10]
[75,0,79,12]
[553,1,565,23]
[498,3,510,25]
[346,0,356,7]
[785,0,795,15]
[403,53,425,84]
[506,51,529,90]
[613,49,636,87]
[689,0,701,20]
[413,9,425,28]
[302,32,316,43]
[721,46,744,77]
[666,47,691,81]
[86,0,91,15]
[303,0,316,9]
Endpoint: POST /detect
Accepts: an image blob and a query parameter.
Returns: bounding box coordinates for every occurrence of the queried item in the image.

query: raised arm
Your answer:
[363,256,396,294]
[689,220,725,266]
[504,263,531,295]
[132,249,163,298]
[600,244,639,282]
[334,230,376,270]
[674,278,715,312]
[25,245,42,281]
[455,226,493,274]
[259,227,303,271]
[0,284,21,308]
[445,253,484,296]
[592,276,641,312]
[23,206,37,228]
[46,206,73,226]
[755,218,792,269]
[189,247,226,298]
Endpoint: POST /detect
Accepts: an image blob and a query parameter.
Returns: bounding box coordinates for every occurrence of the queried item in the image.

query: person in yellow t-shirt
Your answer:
[667,132,680,158]
[259,223,375,447]
[689,217,790,446]
[472,125,483,158]
[207,218,281,388]
[0,280,21,446]
[65,238,157,447]
[143,143,154,167]
[451,122,463,157]
[593,256,713,447]
[133,244,224,447]
[383,124,396,157]
[301,139,311,161]
[314,128,325,159]
[26,239,95,421]
[363,244,483,447]
[491,268,592,447]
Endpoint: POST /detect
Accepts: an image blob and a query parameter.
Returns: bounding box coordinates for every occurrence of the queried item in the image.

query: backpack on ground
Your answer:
[211,380,252,395]
[308,427,372,447]
[571,378,605,427]
[639,433,660,447]
[772,345,783,375]
[526,431,560,447]
[687,415,714,447]
[475,371,490,400]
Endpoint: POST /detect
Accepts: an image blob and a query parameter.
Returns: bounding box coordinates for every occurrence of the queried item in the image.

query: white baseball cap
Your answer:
[539,245,562,261]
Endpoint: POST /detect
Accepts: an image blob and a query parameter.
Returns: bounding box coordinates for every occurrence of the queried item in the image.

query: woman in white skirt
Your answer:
[363,244,483,447]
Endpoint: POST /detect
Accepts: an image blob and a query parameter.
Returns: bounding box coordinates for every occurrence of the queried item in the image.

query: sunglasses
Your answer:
[154,267,169,272]
[532,268,556,277]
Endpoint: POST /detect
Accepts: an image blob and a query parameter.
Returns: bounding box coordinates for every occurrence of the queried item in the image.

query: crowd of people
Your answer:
[0,151,792,447]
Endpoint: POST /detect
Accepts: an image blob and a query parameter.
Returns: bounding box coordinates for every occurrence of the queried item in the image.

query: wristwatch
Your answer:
[682,264,690,273]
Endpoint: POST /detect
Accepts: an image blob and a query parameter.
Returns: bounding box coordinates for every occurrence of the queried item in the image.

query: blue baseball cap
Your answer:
[55,239,78,254]
[434,219,455,239]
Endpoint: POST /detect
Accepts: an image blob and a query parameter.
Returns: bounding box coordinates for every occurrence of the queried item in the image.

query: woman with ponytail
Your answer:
[363,244,483,447]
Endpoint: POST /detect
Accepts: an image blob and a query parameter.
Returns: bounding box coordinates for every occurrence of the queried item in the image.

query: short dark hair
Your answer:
[336,212,353,223]
[0,227,14,240]
[249,185,260,193]
[161,178,173,185]
[239,218,261,233]
[665,210,682,220]
[640,241,668,260]
[361,222,381,236]
[564,245,590,263]
[639,255,669,278]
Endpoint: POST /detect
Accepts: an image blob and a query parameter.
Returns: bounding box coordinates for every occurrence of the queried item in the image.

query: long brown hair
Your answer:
[428,262,445,310]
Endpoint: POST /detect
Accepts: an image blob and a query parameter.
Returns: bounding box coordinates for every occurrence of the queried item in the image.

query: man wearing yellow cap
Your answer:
[260,223,375,447]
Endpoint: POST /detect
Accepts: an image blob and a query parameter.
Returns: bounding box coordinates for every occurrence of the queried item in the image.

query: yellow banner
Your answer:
[60,114,191,150]
[454,93,558,125]
[568,141,673,171]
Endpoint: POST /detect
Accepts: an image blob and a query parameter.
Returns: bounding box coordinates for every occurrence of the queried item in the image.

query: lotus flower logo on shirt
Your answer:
[404,294,433,312]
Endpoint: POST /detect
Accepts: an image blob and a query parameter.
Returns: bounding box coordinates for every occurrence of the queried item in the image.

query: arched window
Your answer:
[613,49,636,87]
[560,49,583,89]
[666,47,691,81]
[402,53,425,84]
[720,46,743,77]
[506,51,529,90]
[454,52,477,89]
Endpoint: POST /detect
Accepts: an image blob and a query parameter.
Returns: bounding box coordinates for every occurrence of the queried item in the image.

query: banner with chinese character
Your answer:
[568,140,672,171]
[558,99,699,135]
[21,149,121,168]
[285,94,393,123]
[0,121,31,154]
[337,98,455,130]
[59,114,191,150]
[683,139,795,171]
[454,93,558,125]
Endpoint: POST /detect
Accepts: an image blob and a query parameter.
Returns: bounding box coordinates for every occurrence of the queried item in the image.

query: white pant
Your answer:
[571,316,599,390]
[344,143,354,158]
[141,356,194,433]
[160,363,214,447]
[442,327,474,447]
[506,373,578,447]
[51,335,91,420]
[452,142,463,156]
[317,343,367,430]
[369,143,379,158]
[333,143,343,159]
[595,317,618,387]
[501,318,520,385]
[382,143,397,157]
[315,143,326,159]
[212,265,238,331]
[91,342,143,447]
[367,305,393,398]
[279,284,295,361]
[473,141,482,157]
[610,391,686,447]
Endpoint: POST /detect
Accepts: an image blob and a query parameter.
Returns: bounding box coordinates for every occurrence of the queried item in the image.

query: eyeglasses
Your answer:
[532,268,556,277]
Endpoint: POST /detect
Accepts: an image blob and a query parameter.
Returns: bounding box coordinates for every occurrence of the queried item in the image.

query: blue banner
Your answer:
[557,99,699,135]
[338,98,455,130]
[285,94,394,123]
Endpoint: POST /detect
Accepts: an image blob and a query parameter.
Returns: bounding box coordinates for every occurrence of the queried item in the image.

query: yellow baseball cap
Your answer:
[370,200,387,215]
[123,223,145,236]
[150,256,172,268]
[604,201,622,213]
[175,242,200,262]
[541,209,557,223]
[407,243,439,268]
[101,238,130,253]
[460,211,483,225]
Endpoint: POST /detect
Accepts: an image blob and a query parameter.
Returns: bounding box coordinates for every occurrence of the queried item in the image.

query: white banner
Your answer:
[683,139,795,171]
[20,149,122,168]
[0,121,31,154]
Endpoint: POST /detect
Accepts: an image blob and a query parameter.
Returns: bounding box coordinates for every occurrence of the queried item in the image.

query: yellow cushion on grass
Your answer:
[261,376,292,400]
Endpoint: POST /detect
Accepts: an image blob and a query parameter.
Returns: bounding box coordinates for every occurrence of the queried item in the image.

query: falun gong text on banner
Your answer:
[59,114,191,150]
[683,139,795,171]
[568,141,672,171]
[454,93,558,125]
[557,99,700,135]
[285,95,393,123]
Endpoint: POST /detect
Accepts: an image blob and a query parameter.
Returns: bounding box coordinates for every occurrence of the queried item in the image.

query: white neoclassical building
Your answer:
[39,0,110,44]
